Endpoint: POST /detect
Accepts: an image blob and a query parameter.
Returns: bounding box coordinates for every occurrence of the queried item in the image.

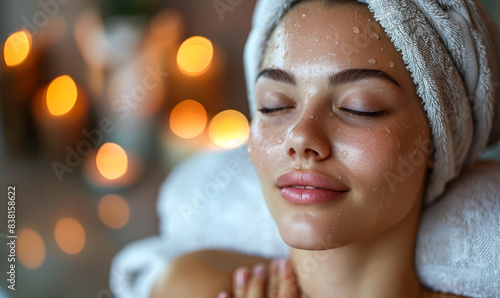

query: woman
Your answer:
[149,0,500,297]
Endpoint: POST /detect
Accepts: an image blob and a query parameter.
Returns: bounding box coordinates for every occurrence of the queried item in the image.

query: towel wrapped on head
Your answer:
[244,0,500,204]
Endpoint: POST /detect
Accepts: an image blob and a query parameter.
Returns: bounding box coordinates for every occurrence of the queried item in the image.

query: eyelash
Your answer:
[258,107,290,114]
[258,107,386,118]
[339,108,386,118]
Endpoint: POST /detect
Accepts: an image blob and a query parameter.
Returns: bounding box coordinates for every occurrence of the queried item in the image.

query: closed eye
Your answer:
[258,107,292,114]
[340,108,386,118]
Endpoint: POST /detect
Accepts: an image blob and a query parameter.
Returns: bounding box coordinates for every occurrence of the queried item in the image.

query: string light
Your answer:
[46,75,78,116]
[98,194,130,229]
[170,99,207,139]
[209,110,249,148]
[177,36,213,76]
[4,31,31,67]
[54,218,85,255]
[96,143,128,180]
[17,228,45,269]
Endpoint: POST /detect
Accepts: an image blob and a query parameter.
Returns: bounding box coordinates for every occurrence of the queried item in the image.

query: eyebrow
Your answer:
[256,68,402,90]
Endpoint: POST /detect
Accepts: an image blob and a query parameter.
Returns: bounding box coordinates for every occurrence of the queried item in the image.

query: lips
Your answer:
[276,171,349,204]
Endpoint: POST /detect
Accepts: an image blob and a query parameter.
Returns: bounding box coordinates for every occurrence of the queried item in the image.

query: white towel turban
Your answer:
[243,0,500,204]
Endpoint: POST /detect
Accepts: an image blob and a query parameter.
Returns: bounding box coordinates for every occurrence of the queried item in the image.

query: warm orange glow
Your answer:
[176,36,213,76]
[96,143,128,180]
[46,75,78,116]
[98,194,130,229]
[170,99,207,139]
[17,228,45,270]
[209,110,249,148]
[54,218,86,255]
[4,31,31,67]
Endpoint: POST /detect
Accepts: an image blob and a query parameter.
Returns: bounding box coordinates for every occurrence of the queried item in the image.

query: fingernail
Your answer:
[253,264,267,277]
[279,259,291,273]
[236,268,247,287]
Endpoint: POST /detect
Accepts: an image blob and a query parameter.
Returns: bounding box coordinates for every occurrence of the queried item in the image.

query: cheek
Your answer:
[340,117,430,225]
[248,118,286,175]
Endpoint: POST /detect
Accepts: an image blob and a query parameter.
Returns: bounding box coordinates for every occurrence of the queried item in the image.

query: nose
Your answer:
[285,113,331,161]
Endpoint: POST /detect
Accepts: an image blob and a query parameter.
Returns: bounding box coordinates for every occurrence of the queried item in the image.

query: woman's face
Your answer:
[248,1,433,250]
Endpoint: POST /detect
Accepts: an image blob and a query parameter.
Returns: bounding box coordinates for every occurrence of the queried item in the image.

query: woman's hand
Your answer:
[217,259,303,298]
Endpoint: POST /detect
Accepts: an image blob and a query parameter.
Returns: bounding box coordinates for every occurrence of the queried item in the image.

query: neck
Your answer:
[290,200,424,298]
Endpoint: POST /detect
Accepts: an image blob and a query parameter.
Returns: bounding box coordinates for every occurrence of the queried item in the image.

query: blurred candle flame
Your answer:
[3,31,31,67]
[54,218,86,255]
[17,228,46,270]
[209,110,249,149]
[170,99,207,139]
[46,75,78,116]
[96,143,128,180]
[98,194,130,229]
[176,36,213,76]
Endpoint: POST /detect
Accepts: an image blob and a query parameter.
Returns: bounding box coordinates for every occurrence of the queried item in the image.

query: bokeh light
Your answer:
[4,31,31,67]
[46,75,78,116]
[17,228,46,270]
[209,110,250,148]
[54,218,86,255]
[96,143,128,180]
[98,194,130,229]
[176,36,213,76]
[170,99,207,139]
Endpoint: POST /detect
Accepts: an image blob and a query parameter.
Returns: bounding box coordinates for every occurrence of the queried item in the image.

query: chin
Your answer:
[276,214,355,250]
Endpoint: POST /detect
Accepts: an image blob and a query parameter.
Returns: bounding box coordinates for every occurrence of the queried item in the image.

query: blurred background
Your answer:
[0,0,499,297]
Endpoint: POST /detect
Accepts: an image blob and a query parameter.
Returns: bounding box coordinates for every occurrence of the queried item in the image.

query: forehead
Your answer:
[261,1,409,85]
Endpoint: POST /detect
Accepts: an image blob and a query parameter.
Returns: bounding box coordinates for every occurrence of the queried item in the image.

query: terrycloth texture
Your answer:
[416,161,500,297]
[110,147,500,297]
[243,0,500,204]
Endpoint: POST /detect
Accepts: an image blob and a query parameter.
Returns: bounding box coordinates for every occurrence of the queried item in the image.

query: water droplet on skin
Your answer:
[389,61,395,68]
[314,38,319,42]
[353,26,360,34]
[337,213,341,216]
[338,176,342,180]
[372,187,378,191]
[277,139,283,144]
[310,115,314,119]
[258,163,263,167]
[308,49,312,52]
[335,41,339,45]
[370,33,380,40]
[368,58,376,65]
[381,48,384,51]
[341,151,349,158]
[295,165,301,170]
[301,13,306,18]
[283,51,289,59]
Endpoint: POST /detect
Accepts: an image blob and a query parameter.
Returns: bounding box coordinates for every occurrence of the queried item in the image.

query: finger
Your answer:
[233,267,250,298]
[267,260,280,298]
[246,263,268,298]
[217,291,231,298]
[278,260,300,298]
